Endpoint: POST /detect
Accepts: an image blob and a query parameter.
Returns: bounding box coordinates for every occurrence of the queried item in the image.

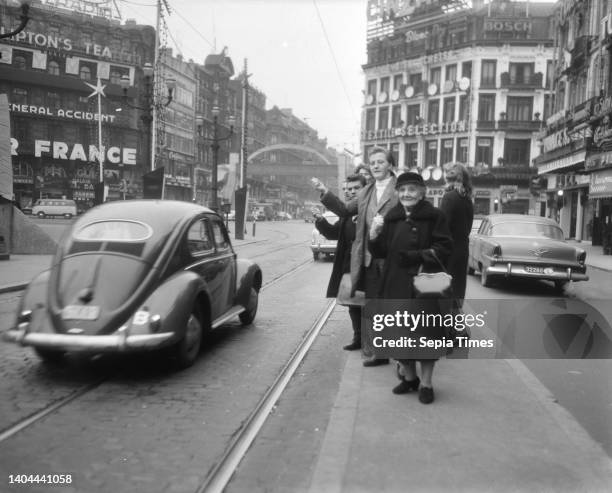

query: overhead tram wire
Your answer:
[312,0,358,124]
[169,3,215,49]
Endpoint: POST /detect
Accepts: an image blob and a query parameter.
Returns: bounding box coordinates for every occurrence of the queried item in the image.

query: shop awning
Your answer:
[537,150,586,175]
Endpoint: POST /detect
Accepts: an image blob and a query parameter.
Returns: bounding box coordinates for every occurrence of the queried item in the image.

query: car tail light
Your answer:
[492,245,502,258]
[577,250,586,265]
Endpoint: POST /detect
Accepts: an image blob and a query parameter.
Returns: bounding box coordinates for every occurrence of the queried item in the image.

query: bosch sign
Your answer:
[484,20,532,32]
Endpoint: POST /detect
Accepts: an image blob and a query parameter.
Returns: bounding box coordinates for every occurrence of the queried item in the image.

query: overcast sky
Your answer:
[117,0,367,153]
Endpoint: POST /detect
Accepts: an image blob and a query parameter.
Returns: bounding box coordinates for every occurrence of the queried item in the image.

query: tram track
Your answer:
[0,250,317,449]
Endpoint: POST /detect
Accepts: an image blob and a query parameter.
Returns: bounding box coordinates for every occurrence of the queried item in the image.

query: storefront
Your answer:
[589,168,612,253]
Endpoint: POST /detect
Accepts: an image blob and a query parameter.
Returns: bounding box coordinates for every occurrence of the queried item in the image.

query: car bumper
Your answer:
[311,244,337,254]
[484,263,589,282]
[3,326,175,352]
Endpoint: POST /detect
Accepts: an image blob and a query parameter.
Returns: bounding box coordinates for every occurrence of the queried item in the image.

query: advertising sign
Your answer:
[590,168,612,199]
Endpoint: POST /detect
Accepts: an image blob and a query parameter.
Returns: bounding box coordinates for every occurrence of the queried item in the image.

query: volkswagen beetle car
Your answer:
[5,201,262,369]
[468,214,588,291]
[310,211,339,261]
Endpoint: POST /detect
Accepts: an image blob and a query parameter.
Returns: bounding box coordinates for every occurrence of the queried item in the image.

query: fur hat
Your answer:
[395,172,425,188]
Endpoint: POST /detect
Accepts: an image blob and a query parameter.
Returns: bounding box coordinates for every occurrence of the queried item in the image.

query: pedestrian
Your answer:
[311,146,398,367]
[312,173,367,350]
[354,164,374,185]
[439,162,474,310]
[369,172,453,404]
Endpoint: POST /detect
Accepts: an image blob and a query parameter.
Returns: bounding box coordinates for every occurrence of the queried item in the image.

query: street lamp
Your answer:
[196,108,236,211]
[119,63,175,172]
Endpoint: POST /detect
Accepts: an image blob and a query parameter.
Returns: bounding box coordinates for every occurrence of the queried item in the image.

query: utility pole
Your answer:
[235,59,251,240]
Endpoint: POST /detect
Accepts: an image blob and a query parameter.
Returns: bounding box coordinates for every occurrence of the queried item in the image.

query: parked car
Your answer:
[274,211,292,221]
[32,199,78,219]
[4,200,262,369]
[468,214,588,291]
[310,211,339,261]
[471,216,484,236]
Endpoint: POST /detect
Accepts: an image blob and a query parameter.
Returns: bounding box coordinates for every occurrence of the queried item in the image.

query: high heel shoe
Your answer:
[392,376,420,394]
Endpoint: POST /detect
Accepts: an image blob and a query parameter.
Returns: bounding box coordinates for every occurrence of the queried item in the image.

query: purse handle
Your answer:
[417,249,447,274]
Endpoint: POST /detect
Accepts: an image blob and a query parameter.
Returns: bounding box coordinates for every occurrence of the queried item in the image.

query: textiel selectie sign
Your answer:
[10,139,137,166]
[362,120,468,141]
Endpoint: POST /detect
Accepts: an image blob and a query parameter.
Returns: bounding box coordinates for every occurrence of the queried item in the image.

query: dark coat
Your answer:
[368,200,454,358]
[321,177,398,296]
[315,215,356,298]
[439,188,474,301]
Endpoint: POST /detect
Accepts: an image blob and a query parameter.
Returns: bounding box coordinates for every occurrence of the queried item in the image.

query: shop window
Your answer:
[441,139,454,165]
[476,138,493,166]
[481,60,497,87]
[48,60,60,76]
[407,104,420,125]
[378,107,389,130]
[405,143,418,168]
[503,139,531,166]
[110,71,122,85]
[79,65,92,81]
[428,99,439,124]
[13,56,27,70]
[426,140,438,167]
[456,138,468,163]
[443,97,455,123]
[507,97,533,121]
[478,94,496,121]
[12,88,28,105]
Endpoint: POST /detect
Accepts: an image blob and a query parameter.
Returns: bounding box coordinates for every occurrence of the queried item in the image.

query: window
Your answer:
[441,139,454,165]
[380,77,390,95]
[545,60,553,89]
[366,109,376,131]
[443,97,455,123]
[509,62,534,84]
[478,94,496,121]
[456,138,468,163]
[428,99,439,124]
[79,65,92,81]
[462,61,472,80]
[13,56,27,69]
[507,97,533,121]
[110,71,122,85]
[426,140,438,167]
[543,94,554,122]
[186,220,214,256]
[459,95,469,121]
[367,79,377,96]
[378,107,389,129]
[481,60,497,87]
[409,72,422,89]
[12,88,28,105]
[405,143,418,168]
[47,92,61,109]
[504,139,531,165]
[407,104,420,125]
[430,67,441,87]
[211,220,230,251]
[391,105,402,127]
[48,60,60,76]
[476,137,493,166]
[393,74,403,90]
[445,64,457,82]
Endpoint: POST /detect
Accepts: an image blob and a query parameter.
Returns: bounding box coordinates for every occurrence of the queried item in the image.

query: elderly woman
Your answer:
[369,172,453,404]
[312,146,398,366]
[439,162,474,309]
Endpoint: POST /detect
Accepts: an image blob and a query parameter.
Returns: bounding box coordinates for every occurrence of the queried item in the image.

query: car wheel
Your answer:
[34,347,66,366]
[480,269,492,287]
[174,309,203,369]
[554,281,568,294]
[239,287,259,325]
[37,211,45,218]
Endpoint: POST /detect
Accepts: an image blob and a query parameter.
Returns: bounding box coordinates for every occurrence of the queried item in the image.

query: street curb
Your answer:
[0,283,28,295]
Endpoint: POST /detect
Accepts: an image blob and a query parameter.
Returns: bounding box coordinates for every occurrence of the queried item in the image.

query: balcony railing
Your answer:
[500,72,543,89]
[477,120,496,130]
[497,120,542,131]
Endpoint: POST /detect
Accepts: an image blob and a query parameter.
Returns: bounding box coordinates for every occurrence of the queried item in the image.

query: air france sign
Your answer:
[10,139,137,166]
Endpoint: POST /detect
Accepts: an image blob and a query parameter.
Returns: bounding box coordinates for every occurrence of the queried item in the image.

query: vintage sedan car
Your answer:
[4,201,262,369]
[310,211,339,261]
[468,214,588,291]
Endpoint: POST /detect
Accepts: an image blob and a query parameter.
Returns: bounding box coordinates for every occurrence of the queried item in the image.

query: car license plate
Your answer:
[62,305,100,320]
[525,266,544,274]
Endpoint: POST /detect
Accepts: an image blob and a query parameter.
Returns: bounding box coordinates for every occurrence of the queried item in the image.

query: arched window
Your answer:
[12,88,28,105]
[13,56,26,69]
[48,60,60,76]
[79,65,92,80]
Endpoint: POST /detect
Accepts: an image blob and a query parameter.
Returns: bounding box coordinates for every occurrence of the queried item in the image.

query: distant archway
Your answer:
[247,144,332,165]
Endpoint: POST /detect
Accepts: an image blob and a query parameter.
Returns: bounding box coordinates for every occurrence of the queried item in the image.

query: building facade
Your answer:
[535,0,612,253]
[1,0,155,210]
[362,0,555,215]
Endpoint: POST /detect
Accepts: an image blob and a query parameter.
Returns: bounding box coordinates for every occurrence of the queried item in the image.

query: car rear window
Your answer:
[74,220,152,242]
[492,222,563,240]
